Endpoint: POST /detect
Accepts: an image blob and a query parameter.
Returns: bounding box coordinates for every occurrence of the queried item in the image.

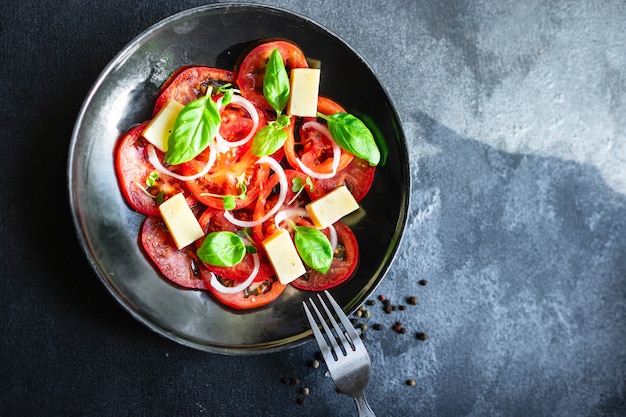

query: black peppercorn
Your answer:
[416,332,429,341]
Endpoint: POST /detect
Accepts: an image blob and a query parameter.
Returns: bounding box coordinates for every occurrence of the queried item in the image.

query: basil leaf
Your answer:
[294,225,333,274]
[263,48,290,113]
[252,124,288,157]
[164,94,221,165]
[354,112,388,166]
[197,231,246,267]
[323,112,381,166]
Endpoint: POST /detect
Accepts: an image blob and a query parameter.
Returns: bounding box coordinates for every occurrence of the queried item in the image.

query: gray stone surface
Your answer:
[1,0,624,416]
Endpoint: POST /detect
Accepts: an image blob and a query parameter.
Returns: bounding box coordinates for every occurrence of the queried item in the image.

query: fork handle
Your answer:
[354,393,376,417]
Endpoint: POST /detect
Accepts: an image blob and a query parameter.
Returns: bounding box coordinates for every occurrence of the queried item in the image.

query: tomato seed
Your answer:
[408,296,418,305]
[406,379,416,386]
[419,279,428,286]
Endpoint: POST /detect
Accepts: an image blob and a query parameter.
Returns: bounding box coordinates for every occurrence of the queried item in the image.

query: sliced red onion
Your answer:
[295,121,341,179]
[224,156,288,228]
[274,207,308,229]
[214,94,260,151]
[328,223,338,252]
[209,252,260,294]
[146,142,216,181]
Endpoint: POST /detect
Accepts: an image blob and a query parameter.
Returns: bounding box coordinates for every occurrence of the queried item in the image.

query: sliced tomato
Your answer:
[219,101,257,143]
[252,169,325,243]
[204,275,286,310]
[316,157,376,202]
[196,208,274,283]
[115,122,193,216]
[236,40,308,110]
[285,96,354,177]
[291,222,359,291]
[182,147,270,210]
[141,216,208,290]
[153,66,234,116]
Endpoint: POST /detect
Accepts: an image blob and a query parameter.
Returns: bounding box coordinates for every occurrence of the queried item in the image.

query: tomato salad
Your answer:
[115,40,380,310]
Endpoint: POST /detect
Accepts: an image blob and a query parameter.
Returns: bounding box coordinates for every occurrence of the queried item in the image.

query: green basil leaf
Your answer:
[353,112,388,166]
[164,94,221,165]
[263,48,290,113]
[323,112,381,166]
[197,231,246,267]
[294,225,333,274]
[252,124,288,157]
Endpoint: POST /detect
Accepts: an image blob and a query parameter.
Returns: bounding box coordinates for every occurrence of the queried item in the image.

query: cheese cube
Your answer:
[159,193,204,249]
[287,68,320,117]
[142,100,185,152]
[262,229,306,285]
[306,185,359,229]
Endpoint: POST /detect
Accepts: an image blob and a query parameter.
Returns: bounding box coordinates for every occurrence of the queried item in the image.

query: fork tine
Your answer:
[316,292,353,354]
[313,297,348,356]
[302,300,335,361]
[321,290,361,345]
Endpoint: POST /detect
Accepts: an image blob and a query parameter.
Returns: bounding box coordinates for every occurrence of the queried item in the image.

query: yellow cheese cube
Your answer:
[287,68,320,117]
[159,193,204,249]
[142,100,184,152]
[306,185,359,229]
[262,229,306,285]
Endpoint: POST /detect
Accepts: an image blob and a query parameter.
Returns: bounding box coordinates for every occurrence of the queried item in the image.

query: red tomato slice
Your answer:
[141,216,208,290]
[252,169,325,243]
[196,208,274,283]
[182,147,270,210]
[115,122,194,216]
[291,222,359,291]
[204,275,286,310]
[153,66,234,116]
[316,157,376,202]
[236,40,308,110]
[285,96,354,177]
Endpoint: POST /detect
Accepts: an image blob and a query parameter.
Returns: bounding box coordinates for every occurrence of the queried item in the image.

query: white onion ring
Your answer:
[295,121,341,179]
[328,223,338,252]
[209,251,261,294]
[274,207,308,229]
[214,94,260,150]
[146,142,216,181]
[224,156,288,228]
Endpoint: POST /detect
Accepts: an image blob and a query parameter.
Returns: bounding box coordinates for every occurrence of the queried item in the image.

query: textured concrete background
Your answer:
[1,0,625,416]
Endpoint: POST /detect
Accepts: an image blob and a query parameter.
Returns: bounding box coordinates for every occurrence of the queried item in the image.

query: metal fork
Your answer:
[303,290,376,417]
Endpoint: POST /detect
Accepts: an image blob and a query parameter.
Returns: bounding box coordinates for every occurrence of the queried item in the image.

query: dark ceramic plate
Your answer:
[68,3,409,354]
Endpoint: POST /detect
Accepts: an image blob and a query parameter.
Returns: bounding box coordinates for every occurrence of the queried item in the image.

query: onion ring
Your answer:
[224,156,288,228]
[147,142,216,181]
